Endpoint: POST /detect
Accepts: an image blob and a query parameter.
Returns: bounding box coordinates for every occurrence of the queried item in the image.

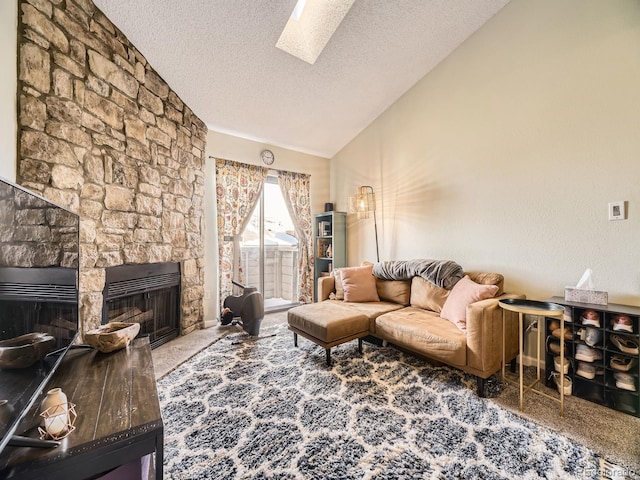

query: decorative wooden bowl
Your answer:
[85,322,140,353]
[0,332,56,369]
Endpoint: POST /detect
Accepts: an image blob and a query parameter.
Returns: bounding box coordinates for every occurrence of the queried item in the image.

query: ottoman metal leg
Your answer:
[293,332,298,347]
[325,348,331,366]
[358,338,363,354]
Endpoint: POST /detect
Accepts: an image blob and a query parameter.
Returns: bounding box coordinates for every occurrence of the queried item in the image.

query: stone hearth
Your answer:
[16,0,207,336]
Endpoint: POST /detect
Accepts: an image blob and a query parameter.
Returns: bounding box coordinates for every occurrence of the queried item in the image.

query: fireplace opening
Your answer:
[103,263,180,349]
[0,267,78,348]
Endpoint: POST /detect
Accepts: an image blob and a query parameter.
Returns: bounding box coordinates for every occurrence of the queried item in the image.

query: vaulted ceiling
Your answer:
[93,0,510,158]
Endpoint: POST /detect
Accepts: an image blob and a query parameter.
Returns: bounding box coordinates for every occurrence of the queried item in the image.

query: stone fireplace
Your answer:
[15,0,207,337]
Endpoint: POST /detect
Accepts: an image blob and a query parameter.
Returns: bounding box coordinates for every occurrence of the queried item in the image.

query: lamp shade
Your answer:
[348,186,375,219]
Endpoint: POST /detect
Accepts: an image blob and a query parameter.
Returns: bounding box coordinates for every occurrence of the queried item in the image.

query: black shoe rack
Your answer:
[544,296,639,417]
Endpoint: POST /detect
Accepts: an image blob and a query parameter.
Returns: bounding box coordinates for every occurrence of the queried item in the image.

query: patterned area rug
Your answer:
[157,325,608,479]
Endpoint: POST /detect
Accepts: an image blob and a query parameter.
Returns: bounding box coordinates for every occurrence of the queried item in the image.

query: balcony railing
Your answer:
[240,245,298,309]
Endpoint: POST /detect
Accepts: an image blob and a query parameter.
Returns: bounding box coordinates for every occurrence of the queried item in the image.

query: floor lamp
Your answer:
[348,185,379,262]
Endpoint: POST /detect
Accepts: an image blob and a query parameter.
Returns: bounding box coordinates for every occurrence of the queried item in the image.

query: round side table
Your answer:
[499,298,567,416]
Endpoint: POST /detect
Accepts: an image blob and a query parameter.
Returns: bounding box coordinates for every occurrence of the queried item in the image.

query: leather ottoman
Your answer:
[287,302,369,365]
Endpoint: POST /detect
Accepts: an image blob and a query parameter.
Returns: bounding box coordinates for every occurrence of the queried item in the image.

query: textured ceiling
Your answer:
[93,0,510,158]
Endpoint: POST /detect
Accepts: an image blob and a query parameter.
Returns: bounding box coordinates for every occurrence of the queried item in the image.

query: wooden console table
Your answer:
[0,337,163,479]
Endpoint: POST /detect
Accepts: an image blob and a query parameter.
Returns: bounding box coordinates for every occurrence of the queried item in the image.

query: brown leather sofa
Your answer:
[288,271,524,396]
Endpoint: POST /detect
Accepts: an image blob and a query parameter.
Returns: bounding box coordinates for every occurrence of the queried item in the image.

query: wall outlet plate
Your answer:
[608,201,626,221]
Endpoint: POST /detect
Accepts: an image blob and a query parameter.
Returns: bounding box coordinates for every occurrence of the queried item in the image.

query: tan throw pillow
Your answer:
[440,275,499,332]
[329,268,344,300]
[466,272,504,295]
[340,265,380,303]
[410,276,450,313]
[376,279,411,305]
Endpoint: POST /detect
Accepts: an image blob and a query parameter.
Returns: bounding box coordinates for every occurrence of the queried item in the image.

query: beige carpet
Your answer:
[152,311,288,379]
[154,311,640,475]
[493,371,640,474]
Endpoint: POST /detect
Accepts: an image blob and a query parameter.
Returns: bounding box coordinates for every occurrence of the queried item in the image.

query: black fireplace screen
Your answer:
[103,263,180,348]
[0,267,77,350]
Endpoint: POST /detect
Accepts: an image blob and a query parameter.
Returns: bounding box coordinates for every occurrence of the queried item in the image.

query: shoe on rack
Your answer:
[611,314,634,333]
[554,355,569,374]
[576,361,596,379]
[613,372,637,392]
[580,309,600,327]
[551,372,572,396]
[546,337,567,356]
[552,327,573,341]
[575,344,602,362]
[610,335,639,355]
[584,327,602,347]
[548,320,560,333]
[563,307,572,323]
[611,355,638,372]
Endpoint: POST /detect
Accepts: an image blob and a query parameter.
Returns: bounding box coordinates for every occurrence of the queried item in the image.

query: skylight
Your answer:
[276,0,355,65]
[290,0,308,21]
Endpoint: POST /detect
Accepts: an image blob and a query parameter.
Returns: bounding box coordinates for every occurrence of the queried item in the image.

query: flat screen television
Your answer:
[0,177,79,453]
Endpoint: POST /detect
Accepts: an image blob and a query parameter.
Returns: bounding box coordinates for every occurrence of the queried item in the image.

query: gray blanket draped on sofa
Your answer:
[372,259,464,289]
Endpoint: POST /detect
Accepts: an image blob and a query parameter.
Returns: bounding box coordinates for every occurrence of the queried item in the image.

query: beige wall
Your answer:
[331,0,640,306]
[0,0,17,182]
[204,130,330,320]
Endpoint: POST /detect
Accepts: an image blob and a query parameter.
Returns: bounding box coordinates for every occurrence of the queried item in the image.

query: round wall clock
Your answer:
[260,149,275,165]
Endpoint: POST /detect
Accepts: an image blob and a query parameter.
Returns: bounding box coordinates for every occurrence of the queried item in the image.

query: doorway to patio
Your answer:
[240,175,299,312]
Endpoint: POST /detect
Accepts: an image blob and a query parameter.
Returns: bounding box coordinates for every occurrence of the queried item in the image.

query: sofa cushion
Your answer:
[409,276,449,313]
[376,279,411,306]
[466,272,504,295]
[325,299,404,332]
[341,265,380,302]
[440,275,499,332]
[375,307,467,366]
[326,300,404,319]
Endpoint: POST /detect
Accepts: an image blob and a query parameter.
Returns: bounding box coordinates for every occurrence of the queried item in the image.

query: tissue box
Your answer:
[564,287,608,306]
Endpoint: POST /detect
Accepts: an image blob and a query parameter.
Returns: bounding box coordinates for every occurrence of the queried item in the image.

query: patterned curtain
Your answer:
[215,158,268,308]
[278,170,313,304]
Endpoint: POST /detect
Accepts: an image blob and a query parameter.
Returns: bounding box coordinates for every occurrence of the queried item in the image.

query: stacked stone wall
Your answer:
[16,0,206,335]
[0,180,79,269]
